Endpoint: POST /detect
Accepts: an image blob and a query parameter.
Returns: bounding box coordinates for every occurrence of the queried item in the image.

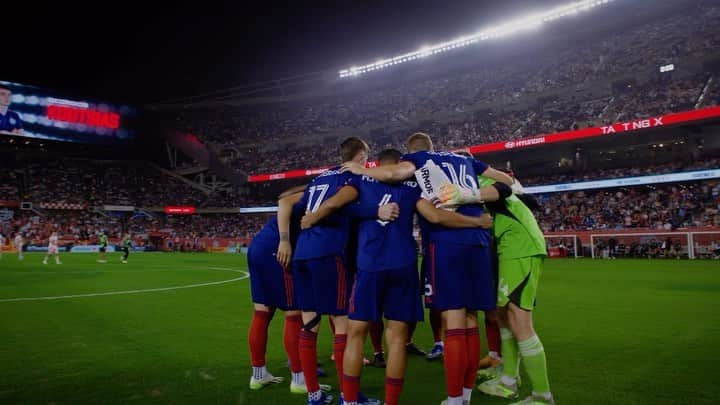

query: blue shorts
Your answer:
[293,255,351,316]
[421,255,435,309]
[248,240,297,311]
[425,241,496,311]
[349,264,424,323]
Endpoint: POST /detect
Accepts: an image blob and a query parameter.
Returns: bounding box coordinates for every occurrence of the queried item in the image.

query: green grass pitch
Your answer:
[0,252,718,404]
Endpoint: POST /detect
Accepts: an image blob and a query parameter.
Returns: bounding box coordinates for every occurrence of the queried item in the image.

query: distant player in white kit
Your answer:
[43,232,62,265]
[0,232,5,259]
[14,233,23,260]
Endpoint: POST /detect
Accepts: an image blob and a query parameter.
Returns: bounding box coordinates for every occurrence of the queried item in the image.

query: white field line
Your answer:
[0,267,248,302]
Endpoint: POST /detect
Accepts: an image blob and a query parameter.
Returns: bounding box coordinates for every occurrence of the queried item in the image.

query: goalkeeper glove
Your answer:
[438,183,481,207]
[510,179,525,195]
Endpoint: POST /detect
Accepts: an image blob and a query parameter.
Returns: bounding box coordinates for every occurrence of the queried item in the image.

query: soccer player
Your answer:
[43,232,62,265]
[0,232,5,260]
[277,137,369,405]
[248,186,332,395]
[439,178,555,404]
[14,233,24,261]
[303,148,494,405]
[342,133,513,405]
[452,151,503,378]
[121,233,132,263]
[97,231,108,263]
[0,84,24,135]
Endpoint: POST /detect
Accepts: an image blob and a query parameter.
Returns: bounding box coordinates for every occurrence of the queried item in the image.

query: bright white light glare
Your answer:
[338,0,616,78]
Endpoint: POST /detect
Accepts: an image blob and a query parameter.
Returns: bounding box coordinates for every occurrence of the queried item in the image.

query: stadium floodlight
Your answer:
[338,0,617,78]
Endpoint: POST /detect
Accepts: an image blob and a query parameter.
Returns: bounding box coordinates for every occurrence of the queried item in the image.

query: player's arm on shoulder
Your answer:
[341,161,416,183]
[415,199,492,229]
[438,182,511,207]
[278,185,307,200]
[276,192,302,269]
[343,201,400,221]
[480,166,514,186]
[301,185,359,229]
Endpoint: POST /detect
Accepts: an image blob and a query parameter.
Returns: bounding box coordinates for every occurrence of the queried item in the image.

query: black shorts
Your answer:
[99,246,107,253]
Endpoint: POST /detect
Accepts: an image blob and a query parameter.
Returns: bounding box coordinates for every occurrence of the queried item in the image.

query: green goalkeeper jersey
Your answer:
[479,177,546,260]
[99,234,108,246]
[123,237,131,248]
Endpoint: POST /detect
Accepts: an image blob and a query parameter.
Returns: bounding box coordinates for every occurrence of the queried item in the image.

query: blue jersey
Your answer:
[402,150,490,246]
[294,166,359,260]
[252,208,302,248]
[0,110,23,132]
[346,176,422,271]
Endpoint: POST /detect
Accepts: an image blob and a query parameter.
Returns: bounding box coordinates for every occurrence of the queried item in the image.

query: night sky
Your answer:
[1,0,564,105]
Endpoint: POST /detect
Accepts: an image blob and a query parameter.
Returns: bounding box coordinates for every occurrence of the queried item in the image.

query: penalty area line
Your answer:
[0,270,249,303]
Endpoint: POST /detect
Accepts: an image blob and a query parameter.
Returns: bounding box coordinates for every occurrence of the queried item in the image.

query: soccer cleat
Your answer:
[509,394,556,405]
[97,260,107,263]
[406,342,426,356]
[307,392,334,405]
[372,352,387,368]
[249,373,284,390]
[290,382,332,394]
[478,354,502,369]
[477,376,519,399]
[426,343,444,361]
[339,392,382,405]
[43,261,48,265]
[476,365,502,380]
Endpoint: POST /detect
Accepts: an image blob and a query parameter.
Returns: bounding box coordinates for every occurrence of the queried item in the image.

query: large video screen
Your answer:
[0,80,138,144]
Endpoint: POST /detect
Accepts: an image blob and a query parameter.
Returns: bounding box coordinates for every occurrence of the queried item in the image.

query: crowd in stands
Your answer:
[536,181,720,232]
[173,3,720,175]
[0,159,244,208]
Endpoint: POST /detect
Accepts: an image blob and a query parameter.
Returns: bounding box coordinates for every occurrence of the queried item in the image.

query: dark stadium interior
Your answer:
[1,1,720,404]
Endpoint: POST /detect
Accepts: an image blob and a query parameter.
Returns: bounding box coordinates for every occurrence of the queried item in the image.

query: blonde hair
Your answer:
[406,132,433,153]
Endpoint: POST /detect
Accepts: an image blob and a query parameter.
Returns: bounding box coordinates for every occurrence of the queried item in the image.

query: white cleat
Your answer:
[290,382,332,394]
[249,373,284,390]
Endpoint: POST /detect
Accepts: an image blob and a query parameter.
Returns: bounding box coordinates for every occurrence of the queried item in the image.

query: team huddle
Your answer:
[247,133,554,405]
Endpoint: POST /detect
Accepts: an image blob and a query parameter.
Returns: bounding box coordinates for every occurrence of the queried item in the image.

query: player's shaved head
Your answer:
[378,148,402,166]
[341,137,369,163]
[407,132,433,153]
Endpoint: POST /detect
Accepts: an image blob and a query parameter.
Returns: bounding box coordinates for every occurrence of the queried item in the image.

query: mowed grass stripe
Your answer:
[0,254,718,404]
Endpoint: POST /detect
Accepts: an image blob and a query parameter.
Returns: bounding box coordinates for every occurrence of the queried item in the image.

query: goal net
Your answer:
[690,231,720,259]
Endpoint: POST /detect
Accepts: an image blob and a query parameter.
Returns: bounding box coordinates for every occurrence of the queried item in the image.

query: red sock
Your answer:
[248,310,273,367]
[485,316,501,355]
[464,328,481,389]
[385,377,404,405]
[370,321,384,353]
[342,374,360,403]
[299,330,319,392]
[284,315,303,373]
[444,328,467,398]
[406,322,417,344]
[334,334,347,392]
[431,309,443,342]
